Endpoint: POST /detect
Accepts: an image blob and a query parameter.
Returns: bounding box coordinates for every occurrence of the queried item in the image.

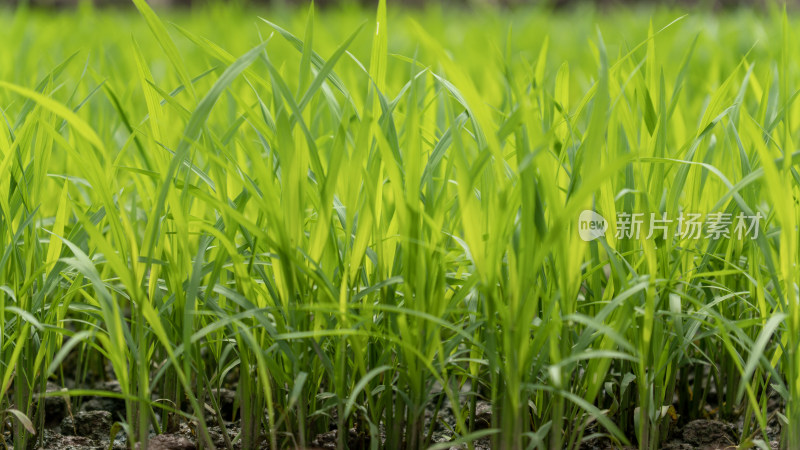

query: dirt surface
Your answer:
[11,371,784,450]
[664,420,739,450]
[145,434,197,450]
[580,418,781,450]
[61,411,114,441]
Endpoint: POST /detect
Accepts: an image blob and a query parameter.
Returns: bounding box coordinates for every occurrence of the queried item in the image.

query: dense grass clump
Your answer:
[1,2,799,449]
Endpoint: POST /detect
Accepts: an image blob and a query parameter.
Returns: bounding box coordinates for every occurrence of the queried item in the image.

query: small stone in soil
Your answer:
[472,401,492,430]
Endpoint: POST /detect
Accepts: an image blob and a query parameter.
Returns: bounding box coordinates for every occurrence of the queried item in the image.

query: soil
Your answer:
[9,372,785,449]
[580,417,782,450]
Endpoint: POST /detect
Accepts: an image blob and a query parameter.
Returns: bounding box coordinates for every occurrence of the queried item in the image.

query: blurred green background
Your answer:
[0,0,776,9]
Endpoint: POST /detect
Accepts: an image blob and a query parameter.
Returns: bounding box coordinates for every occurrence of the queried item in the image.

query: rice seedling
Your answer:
[0,1,799,449]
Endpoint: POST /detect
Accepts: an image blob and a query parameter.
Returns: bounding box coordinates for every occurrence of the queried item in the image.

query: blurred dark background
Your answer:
[0,0,777,8]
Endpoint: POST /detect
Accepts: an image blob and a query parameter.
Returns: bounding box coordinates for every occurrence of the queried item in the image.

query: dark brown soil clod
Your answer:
[146,434,197,450]
[61,410,113,442]
[680,419,737,449]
